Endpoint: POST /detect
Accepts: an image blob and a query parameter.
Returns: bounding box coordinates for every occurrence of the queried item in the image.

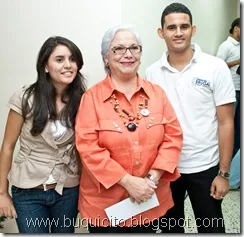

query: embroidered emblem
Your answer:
[193,78,210,88]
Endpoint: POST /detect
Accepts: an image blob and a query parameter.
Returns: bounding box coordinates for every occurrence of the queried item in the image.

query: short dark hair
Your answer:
[229,18,240,34]
[161,2,192,28]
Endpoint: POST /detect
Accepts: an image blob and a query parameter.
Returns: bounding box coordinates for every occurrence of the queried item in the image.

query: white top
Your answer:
[51,120,67,141]
[145,44,236,174]
[44,120,67,184]
[216,36,240,90]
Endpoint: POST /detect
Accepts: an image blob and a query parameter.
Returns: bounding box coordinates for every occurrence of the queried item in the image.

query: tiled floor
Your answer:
[184,190,241,233]
[1,190,240,233]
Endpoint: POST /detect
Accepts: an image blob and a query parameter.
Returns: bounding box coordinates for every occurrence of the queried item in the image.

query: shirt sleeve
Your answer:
[8,86,26,115]
[213,60,236,106]
[150,87,183,181]
[75,90,127,192]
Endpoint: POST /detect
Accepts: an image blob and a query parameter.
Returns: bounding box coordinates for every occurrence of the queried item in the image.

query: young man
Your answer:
[145,2,235,233]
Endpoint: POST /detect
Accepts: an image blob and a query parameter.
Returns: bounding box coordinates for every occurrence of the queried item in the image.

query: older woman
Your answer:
[75,25,183,233]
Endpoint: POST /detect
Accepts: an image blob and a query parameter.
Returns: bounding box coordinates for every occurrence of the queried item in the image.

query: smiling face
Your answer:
[105,30,142,78]
[45,44,78,89]
[158,13,196,54]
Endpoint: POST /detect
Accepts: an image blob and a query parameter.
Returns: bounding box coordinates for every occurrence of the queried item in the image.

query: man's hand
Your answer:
[210,175,229,200]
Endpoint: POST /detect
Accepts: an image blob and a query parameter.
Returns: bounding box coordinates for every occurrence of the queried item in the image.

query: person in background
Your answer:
[75,24,183,233]
[0,36,86,233]
[216,18,240,189]
[145,2,235,233]
[216,17,240,114]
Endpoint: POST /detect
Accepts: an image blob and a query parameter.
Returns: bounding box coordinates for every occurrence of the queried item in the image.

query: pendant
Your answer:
[127,122,137,131]
[140,109,150,117]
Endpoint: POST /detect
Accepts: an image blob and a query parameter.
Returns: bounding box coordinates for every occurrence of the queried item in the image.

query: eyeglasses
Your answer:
[111,45,142,55]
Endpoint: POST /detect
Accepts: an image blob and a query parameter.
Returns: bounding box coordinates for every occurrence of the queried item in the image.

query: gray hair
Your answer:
[101,24,142,73]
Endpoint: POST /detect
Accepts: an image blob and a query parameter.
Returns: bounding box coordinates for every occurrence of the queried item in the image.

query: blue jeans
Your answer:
[230,149,240,189]
[12,185,79,233]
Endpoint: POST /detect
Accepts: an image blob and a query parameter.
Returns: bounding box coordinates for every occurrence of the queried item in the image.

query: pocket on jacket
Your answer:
[97,119,123,133]
[97,119,129,149]
[144,113,166,144]
[145,113,168,128]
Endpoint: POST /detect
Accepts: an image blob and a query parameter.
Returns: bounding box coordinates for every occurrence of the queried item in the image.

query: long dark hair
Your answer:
[22,36,86,136]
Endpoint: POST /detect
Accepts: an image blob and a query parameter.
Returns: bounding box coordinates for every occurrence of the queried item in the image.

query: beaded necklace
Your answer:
[110,94,150,131]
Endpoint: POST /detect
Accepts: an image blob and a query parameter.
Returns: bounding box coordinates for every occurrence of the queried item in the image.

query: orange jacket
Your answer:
[75,74,183,226]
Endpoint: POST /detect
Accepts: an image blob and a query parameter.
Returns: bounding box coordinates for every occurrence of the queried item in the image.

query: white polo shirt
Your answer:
[145,44,236,174]
[216,36,240,90]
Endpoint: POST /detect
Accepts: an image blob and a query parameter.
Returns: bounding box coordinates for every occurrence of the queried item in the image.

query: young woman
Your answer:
[0,36,86,233]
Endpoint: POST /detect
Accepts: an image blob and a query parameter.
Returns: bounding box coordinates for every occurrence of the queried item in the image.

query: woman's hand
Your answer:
[0,192,17,218]
[118,174,157,204]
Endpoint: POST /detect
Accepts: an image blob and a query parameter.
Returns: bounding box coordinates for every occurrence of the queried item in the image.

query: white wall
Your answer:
[0,0,121,142]
[0,0,239,144]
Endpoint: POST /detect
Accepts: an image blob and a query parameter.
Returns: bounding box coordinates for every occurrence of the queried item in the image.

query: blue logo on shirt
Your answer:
[193,78,210,88]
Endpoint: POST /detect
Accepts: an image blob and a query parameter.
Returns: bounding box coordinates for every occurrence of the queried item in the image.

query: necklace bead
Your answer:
[127,123,137,131]
[110,94,149,132]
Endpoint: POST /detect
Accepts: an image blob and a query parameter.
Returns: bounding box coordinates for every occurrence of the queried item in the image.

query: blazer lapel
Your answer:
[27,94,74,148]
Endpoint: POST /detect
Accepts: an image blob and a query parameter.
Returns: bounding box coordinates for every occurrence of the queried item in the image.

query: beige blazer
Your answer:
[7,86,80,194]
